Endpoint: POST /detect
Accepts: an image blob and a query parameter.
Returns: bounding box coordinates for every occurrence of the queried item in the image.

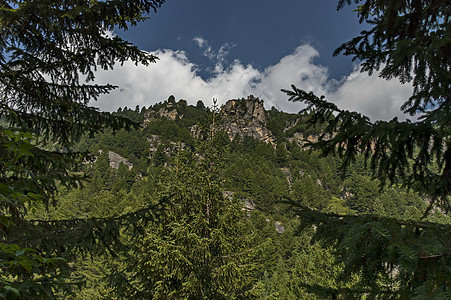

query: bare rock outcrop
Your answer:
[143,101,183,123]
[274,221,285,234]
[219,96,276,146]
[108,151,133,170]
[158,107,180,120]
[287,132,320,148]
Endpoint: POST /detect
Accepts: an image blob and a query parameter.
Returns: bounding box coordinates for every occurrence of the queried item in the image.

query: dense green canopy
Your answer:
[283,0,450,297]
[284,0,450,214]
[1,0,165,144]
[1,1,165,298]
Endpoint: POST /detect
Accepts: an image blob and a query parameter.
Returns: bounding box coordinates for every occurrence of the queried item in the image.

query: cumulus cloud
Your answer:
[330,66,413,121]
[92,48,259,110]
[91,38,413,121]
[248,45,335,113]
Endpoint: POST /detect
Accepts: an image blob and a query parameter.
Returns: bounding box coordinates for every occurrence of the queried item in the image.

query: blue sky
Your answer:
[93,0,413,121]
[119,0,362,80]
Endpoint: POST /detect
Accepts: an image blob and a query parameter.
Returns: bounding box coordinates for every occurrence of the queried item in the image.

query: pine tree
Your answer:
[282,0,450,298]
[1,0,165,298]
[108,141,259,299]
[292,175,330,210]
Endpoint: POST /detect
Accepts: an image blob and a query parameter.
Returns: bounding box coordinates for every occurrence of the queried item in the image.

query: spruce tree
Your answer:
[109,141,259,299]
[1,0,165,298]
[283,0,450,298]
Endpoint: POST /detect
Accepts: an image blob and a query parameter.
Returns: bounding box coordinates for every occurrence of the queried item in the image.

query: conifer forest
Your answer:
[0,0,450,299]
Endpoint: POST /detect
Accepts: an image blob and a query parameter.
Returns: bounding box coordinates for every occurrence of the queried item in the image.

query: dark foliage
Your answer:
[282,0,450,297]
[1,0,166,298]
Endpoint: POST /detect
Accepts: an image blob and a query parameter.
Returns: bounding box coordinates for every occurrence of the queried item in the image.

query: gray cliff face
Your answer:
[108,151,133,170]
[143,102,181,123]
[219,96,276,146]
[140,95,322,148]
[287,132,334,150]
[287,132,319,148]
[157,107,180,120]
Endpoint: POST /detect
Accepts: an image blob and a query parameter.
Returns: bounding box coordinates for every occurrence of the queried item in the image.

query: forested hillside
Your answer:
[28,96,448,299]
[1,0,449,299]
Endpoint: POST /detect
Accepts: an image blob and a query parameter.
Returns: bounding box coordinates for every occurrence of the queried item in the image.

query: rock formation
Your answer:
[108,151,133,170]
[219,95,276,146]
[143,101,182,123]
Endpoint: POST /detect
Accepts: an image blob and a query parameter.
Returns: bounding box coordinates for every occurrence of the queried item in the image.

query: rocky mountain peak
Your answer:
[219,95,276,146]
[220,95,266,124]
[143,96,186,123]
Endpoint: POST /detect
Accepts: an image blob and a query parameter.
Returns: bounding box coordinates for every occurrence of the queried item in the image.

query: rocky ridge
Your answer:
[219,95,276,146]
[141,95,321,148]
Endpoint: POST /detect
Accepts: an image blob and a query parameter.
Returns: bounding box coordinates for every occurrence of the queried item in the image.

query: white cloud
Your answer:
[92,49,260,110]
[192,36,236,73]
[192,36,208,49]
[331,66,413,121]
[248,45,334,113]
[91,40,413,121]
